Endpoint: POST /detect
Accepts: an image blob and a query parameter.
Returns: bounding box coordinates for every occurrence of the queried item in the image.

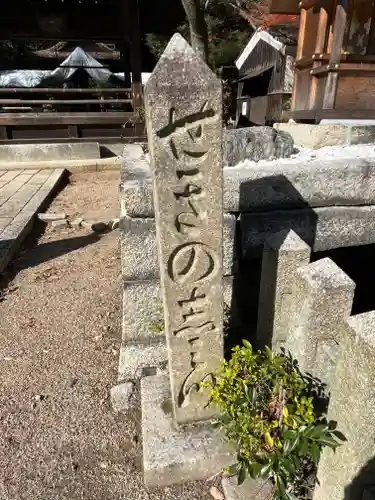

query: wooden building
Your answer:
[0,0,143,143]
[235,26,297,124]
[269,0,375,121]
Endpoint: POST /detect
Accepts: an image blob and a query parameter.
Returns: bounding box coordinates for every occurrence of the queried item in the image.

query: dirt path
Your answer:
[0,171,217,500]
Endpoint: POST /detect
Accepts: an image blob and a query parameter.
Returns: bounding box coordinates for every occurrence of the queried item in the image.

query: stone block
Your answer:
[221,475,273,500]
[274,122,375,149]
[141,374,233,487]
[120,214,237,280]
[223,127,294,165]
[0,142,100,163]
[110,382,134,412]
[285,257,355,382]
[118,341,167,382]
[122,277,235,344]
[314,311,375,500]
[223,158,375,212]
[257,230,311,350]
[121,154,375,217]
[240,205,375,258]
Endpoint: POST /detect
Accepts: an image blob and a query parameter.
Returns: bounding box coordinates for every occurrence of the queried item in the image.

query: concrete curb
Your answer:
[0,157,121,173]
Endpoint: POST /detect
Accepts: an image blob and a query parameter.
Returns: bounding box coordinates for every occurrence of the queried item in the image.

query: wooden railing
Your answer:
[0,87,145,143]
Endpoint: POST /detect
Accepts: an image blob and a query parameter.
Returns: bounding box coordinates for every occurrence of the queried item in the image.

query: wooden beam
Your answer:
[0,88,132,95]
[0,136,145,145]
[269,0,300,14]
[323,4,347,109]
[0,112,137,126]
[0,99,132,105]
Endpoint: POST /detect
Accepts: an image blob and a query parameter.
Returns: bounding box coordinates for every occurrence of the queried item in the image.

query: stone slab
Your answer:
[110,382,134,412]
[221,476,273,500]
[314,311,375,500]
[274,122,375,148]
[285,257,355,382]
[145,33,224,424]
[122,277,235,345]
[240,205,375,257]
[118,341,168,382]
[120,213,237,280]
[120,154,375,216]
[257,229,311,349]
[141,374,233,487]
[0,169,65,273]
[0,142,100,163]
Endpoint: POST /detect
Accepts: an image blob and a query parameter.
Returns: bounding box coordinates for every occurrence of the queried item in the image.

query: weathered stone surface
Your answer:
[120,214,236,280]
[120,153,375,217]
[221,475,273,500]
[141,374,233,487]
[257,230,311,350]
[51,219,69,230]
[110,382,134,412]
[285,258,355,383]
[122,278,235,345]
[223,127,294,165]
[120,146,154,218]
[223,158,375,212]
[145,34,224,424]
[38,212,67,222]
[241,205,375,257]
[118,341,167,382]
[274,122,375,148]
[314,311,375,500]
[0,142,100,163]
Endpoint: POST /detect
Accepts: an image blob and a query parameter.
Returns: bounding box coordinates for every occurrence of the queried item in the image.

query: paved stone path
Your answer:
[0,168,65,273]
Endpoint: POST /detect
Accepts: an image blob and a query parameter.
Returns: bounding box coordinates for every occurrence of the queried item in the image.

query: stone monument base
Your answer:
[141,374,233,487]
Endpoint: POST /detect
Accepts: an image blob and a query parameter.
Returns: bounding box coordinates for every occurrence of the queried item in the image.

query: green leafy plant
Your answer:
[205,341,345,500]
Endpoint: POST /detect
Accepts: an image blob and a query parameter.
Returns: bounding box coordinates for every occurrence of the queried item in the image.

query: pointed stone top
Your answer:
[145,32,218,94]
[265,229,311,252]
[301,257,355,290]
[162,33,196,60]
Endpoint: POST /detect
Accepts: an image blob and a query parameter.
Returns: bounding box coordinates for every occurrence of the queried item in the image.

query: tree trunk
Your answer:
[181,0,209,63]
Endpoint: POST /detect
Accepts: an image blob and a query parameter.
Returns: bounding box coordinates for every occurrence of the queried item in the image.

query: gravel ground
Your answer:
[0,170,219,500]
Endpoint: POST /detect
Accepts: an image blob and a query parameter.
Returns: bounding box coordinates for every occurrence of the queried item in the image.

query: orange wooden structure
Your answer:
[269,0,375,121]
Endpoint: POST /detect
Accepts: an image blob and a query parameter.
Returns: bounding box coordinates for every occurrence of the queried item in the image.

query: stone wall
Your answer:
[119,145,375,376]
[120,143,375,495]
[256,227,375,500]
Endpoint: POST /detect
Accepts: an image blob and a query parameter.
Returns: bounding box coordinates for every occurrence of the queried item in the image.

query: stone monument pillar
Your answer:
[140,34,232,486]
[145,33,224,425]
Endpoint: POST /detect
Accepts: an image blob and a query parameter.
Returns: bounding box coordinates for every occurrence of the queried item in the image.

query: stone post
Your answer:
[257,229,311,350]
[285,257,355,384]
[314,311,375,500]
[144,33,223,425]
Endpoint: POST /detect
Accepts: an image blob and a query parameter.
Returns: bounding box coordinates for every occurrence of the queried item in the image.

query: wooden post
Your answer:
[322,4,347,109]
[309,4,329,109]
[291,5,308,111]
[121,43,132,88]
[123,0,143,115]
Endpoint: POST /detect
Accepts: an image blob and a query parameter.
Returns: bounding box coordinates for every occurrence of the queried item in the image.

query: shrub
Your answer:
[205,341,345,500]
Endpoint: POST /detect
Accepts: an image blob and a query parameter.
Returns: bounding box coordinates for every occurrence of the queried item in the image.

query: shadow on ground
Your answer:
[345,456,375,499]
[13,232,101,272]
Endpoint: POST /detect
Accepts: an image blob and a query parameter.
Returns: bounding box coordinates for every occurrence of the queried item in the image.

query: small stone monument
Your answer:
[141,33,232,486]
